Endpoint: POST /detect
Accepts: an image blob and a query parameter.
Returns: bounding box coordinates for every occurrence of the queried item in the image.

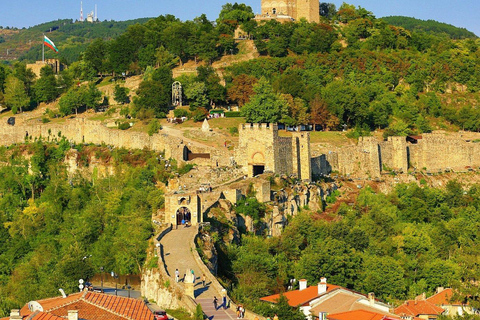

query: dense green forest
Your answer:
[0,18,150,64]
[0,140,175,316]
[211,182,480,317]
[382,16,477,39]
[2,3,480,135]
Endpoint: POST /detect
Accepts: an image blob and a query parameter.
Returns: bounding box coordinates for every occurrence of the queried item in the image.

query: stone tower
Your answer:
[236,123,312,181]
[260,0,319,23]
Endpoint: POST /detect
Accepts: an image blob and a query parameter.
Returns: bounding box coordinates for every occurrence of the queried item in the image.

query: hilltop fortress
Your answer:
[255,0,320,23]
[235,124,480,180]
[1,119,480,180]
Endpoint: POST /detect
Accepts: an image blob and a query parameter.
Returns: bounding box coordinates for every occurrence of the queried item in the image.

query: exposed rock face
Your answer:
[196,231,218,274]
[141,268,182,309]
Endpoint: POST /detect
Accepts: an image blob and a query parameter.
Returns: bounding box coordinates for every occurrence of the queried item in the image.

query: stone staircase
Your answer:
[196,298,238,320]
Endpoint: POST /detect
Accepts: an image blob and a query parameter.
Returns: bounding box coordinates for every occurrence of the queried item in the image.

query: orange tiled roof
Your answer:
[327,309,400,320]
[28,311,64,320]
[260,284,342,307]
[426,288,463,306]
[20,292,85,316]
[19,291,154,320]
[394,299,444,317]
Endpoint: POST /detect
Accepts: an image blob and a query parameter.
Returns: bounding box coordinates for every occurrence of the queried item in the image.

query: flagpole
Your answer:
[42,34,44,63]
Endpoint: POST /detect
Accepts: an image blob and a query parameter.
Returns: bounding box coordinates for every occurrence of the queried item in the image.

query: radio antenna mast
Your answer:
[80,1,84,22]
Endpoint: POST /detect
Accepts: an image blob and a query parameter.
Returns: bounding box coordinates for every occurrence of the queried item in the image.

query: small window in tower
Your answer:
[273,8,277,14]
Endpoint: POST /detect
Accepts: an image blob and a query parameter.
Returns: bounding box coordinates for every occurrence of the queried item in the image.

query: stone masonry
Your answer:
[257,0,320,23]
[236,123,312,181]
[0,118,229,167]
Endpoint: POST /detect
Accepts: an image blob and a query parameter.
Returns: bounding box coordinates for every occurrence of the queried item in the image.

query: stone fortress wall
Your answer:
[2,118,480,180]
[320,132,480,178]
[0,118,231,167]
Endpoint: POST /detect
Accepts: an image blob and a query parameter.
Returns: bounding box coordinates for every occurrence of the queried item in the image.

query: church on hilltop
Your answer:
[255,0,320,23]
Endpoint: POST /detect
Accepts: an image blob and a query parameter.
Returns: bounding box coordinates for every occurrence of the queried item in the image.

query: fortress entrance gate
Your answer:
[165,193,202,227]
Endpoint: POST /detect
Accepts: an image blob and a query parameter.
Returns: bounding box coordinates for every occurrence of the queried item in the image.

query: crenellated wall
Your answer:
[236,123,311,181]
[0,118,230,166]
[318,132,480,178]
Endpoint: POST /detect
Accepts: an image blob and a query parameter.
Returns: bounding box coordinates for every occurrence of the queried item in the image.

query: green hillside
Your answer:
[0,18,151,64]
[382,16,477,39]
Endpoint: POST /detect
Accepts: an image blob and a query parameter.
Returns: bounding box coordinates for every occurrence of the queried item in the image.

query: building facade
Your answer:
[257,0,320,23]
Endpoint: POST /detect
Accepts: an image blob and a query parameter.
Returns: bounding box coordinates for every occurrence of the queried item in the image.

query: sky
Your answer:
[0,0,479,36]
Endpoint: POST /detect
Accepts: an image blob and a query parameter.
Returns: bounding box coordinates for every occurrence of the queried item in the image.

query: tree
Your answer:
[319,3,337,19]
[34,66,58,103]
[4,75,30,114]
[0,64,8,93]
[58,86,83,115]
[13,63,35,96]
[227,74,257,106]
[241,78,288,123]
[83,82,102,110]
[83,38,107,75]
[272,295,305,320]
[113,84,130,104]
[185,81,209,110]
[361,255,406,301]
[134,80,170,117]
[310,96,339,130]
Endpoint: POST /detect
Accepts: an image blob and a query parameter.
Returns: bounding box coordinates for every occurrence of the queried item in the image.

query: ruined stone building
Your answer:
[317,132,480,178]
[256,0,320,23]
[236,123,312,181]
[26,59,65,77]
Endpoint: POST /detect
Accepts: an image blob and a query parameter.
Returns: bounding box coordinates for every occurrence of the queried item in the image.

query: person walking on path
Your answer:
[273,314,279,320]
[191,269,195,283]
[223,295,227,309]
[202,274,206,287]
[175,269,179,283]
[213,296,218,310]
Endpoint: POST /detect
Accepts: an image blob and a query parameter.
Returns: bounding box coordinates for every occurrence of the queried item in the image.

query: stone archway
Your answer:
[165,193,201,227]
[176,206,192,225]
[250,152,266,176]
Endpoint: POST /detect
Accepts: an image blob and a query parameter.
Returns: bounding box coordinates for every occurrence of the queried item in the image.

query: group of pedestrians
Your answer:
[213,295,227,310]
[174,268,206,286]
[266,315,279,320]
[236,305,245,318]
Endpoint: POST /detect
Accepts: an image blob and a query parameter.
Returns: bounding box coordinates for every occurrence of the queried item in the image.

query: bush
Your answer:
[118,122,131,130]
[225,111,242,118]
[178,163,194,175]
[192,108,208,122]
[229,127,239,135]
[194,304,204,320]
[174,108,189,118]
[147,119,162,136]
[41,116,50,123]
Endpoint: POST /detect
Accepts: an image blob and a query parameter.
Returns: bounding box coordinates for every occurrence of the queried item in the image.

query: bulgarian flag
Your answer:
[43,35,58,53]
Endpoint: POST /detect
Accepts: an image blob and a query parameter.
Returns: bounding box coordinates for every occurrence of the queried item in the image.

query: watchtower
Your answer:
[259,0,319,23]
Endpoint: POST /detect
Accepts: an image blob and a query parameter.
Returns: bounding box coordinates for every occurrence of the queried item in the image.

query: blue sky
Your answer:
[1,0,479,36]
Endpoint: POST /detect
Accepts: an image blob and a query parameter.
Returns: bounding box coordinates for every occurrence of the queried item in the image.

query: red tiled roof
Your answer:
[20,292,84,316]
[426,288,463,306]
[19,291,154,320]
[394,299,444,317]
[327,309,400,320]
[260,284,342,307]
[28,311,64,320]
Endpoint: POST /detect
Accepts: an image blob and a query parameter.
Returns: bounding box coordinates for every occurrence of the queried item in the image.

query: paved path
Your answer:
[161,227,215,299]
[196,298,238,320]
[161,227,238,319]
